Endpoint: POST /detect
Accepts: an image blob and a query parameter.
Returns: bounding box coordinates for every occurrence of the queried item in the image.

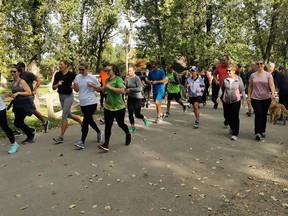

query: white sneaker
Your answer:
[231,135,237,141]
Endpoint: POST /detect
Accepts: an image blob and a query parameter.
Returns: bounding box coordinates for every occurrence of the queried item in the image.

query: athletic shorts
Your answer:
[188,96,202,104]
[153,91,165,102]
[167,92,181,101]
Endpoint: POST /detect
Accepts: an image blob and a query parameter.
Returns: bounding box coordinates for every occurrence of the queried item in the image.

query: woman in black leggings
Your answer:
[0,95,19,154]
[96,64,131,152]
[126,64,149,132]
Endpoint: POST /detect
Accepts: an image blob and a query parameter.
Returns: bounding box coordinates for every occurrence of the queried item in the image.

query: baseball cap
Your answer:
[190,66,198,72]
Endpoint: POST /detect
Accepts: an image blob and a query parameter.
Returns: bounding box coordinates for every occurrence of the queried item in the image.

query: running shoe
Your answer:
[231,135,237,141]
[183,105,188,112]
[30,128,36,140]
[129,128,136,133]
[163,112,170,118]
[100,118,105,124]
[8,143,19,154]
[74,140,85,149]
[125,133,132,145]
[97,131,103,143]
[223,120,228,127]
[143,118,149,127]
[255,133,262,141]
[193,121,200,129]
[261,133,266,138]
[43,120,50,133]
[21,137,34,144]
[53,136,64,144]
[246,111,252,117]
[13,130,23,137]
[154,117,162,123]
[97,143,109,152]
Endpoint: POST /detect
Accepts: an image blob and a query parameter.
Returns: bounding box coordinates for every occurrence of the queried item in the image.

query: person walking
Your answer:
[248,60,276,141]
[217,64,246,140]
[164,66,187,117]
[10,65,36,144]
[147,62,167,123]
[245,61,257,117]
[17,62,50,132]
[97,64,131,152]
[52,60,82,144]
[73,62,103,149]
[0,93,19,154]
[125,64,149,133]
[186,66,205,128]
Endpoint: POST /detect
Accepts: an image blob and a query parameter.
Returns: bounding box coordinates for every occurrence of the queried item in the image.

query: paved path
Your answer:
[0,101,287,216]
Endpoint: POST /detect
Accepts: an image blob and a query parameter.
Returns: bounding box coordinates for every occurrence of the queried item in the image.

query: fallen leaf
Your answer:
[69,204,76,209]
[21,205,29,210]
[15,194,22,198]
[105,206,112,211]
[79,211,86,214]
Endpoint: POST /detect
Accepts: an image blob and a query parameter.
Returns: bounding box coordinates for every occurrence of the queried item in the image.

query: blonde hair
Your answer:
[228,64,237,71]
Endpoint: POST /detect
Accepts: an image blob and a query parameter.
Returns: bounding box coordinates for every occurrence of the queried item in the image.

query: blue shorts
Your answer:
[153,91,165,102]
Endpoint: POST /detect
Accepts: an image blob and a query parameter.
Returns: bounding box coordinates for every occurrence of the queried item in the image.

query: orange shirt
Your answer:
[99,70,109,94]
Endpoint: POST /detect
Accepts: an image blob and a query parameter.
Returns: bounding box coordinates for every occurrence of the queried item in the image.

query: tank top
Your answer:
[12,79,27,101]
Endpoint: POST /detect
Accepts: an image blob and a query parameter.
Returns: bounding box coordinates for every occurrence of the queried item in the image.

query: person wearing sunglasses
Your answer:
[96,64,131,152]
[72,62,103,149]
[217,64,246,140]
[52,60,82,144]
[248,60,276,141]
[10,65,36,144]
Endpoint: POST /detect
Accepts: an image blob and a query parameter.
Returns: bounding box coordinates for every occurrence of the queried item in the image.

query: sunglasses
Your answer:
[257,62,263,65]
[10,71,17,74]
[79,69,85,71]
[105,69,112,72]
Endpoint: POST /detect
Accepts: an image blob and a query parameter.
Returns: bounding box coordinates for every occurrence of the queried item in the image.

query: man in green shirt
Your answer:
[164,66,187,117]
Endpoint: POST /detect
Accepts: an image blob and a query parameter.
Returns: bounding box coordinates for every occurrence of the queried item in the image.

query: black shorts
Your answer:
[188,96,202,104]
[167,92,181,101]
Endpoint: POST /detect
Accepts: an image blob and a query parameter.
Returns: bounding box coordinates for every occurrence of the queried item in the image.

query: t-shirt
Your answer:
[249,71,272,100]
[53,71,76,95]
[104,76,126,111]
[74,73,100,106]
[213,64,228,86]
[21,71,37,91]
[147,68,166,94]
[99,70,109,94]
[0,96,6,111]
[167,72,180,93]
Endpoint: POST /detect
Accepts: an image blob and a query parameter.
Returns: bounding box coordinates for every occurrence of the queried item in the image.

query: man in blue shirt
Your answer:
[147,62,167,123]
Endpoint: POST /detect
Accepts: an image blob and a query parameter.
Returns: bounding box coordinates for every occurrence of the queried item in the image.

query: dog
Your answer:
[269,99,288,125]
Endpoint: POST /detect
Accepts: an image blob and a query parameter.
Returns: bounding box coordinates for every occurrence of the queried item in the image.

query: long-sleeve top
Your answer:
[126,75,143,99]
[218,75,246,104]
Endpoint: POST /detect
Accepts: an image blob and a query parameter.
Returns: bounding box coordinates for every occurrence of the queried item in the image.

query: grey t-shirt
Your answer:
[126,76,143,99]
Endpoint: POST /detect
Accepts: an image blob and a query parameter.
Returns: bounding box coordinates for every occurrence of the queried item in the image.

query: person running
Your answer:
[164,66,187,117]
[200,69,210,107]
[0,92,19,154]
[248,60,276,141]
[98,63,109,110]
[125,64,149,133]
[10,65,36,144]
[52,60,82,144]
[72,62,103,149]
[16,62,50,133]
[217,64,246,140]
[147,62,167,123]
[97,64,131,152]
[186,66,205,128]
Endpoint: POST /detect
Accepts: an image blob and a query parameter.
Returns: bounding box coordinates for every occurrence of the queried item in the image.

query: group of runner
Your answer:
[1,56,287,154]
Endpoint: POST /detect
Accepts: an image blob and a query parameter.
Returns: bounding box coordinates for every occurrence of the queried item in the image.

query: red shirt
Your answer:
[214,64,239,85]
[213,64,228,86]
